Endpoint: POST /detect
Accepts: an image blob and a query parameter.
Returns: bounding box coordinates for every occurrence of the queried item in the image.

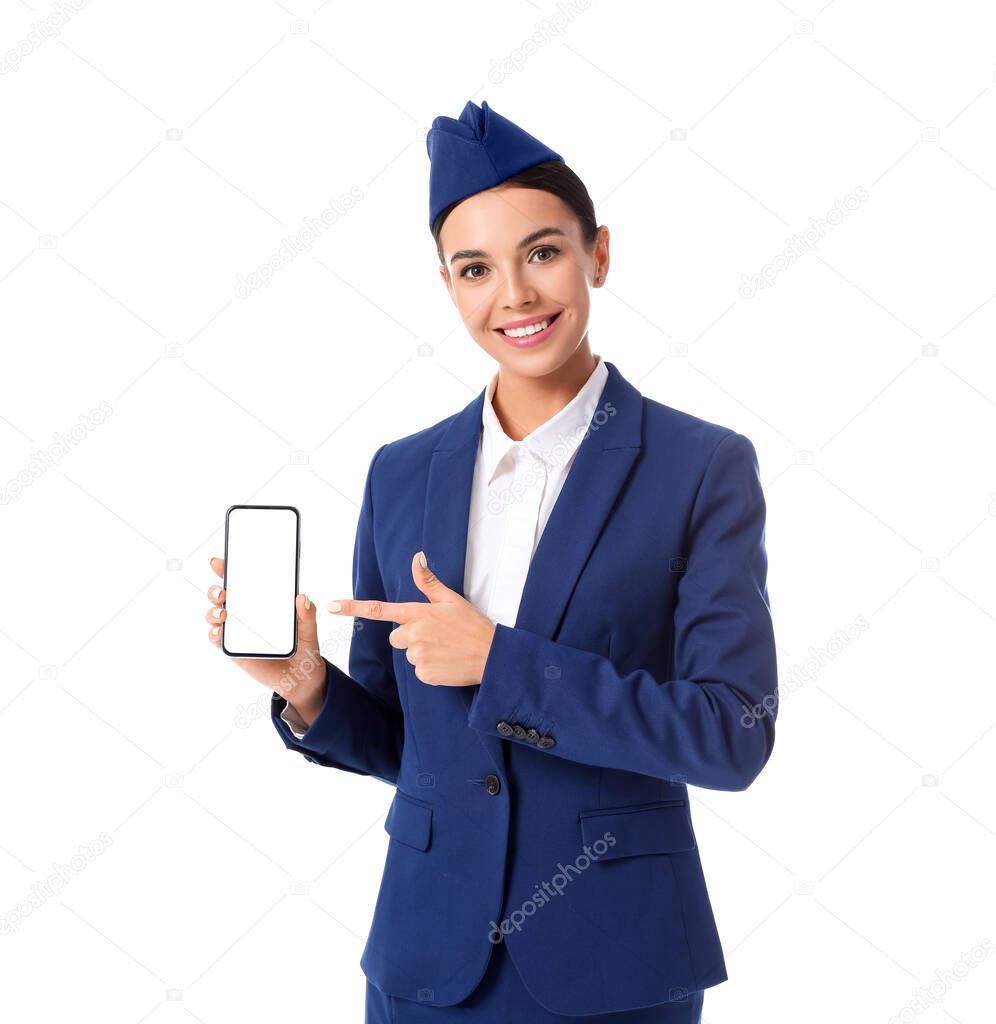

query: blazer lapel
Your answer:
[512,361,644,639]
[420,391,485,598]
[421,360,644,639]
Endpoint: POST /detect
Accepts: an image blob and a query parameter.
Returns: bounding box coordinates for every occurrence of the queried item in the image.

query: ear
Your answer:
[438,262,456,304]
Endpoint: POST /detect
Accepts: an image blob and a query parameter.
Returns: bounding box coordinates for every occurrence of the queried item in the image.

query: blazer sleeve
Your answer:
[466,431,777,792]
[271,443,404,786]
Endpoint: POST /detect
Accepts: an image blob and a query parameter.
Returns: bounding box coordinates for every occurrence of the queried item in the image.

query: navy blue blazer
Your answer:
[271,359,778,1016]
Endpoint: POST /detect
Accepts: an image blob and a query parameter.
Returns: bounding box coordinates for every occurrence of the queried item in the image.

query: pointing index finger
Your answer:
[329,598,421,623]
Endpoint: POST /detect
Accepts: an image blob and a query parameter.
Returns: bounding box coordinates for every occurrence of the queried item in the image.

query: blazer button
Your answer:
[484,773,501,795]
[512,724,528,739]
[537,735,555,749]
[496,721,514,737]
[525,728,540,744]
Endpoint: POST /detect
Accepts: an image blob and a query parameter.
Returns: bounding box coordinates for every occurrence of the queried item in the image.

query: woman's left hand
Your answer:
[328,551,497,687]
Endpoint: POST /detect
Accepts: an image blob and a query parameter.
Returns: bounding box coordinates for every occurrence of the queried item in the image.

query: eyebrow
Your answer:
[448,227,567,265]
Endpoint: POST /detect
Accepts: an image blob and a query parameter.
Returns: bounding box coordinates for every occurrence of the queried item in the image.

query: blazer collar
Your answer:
[421,359,644,643]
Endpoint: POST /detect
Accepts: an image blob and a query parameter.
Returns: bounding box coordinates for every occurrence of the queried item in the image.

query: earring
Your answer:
[595,274,603,284]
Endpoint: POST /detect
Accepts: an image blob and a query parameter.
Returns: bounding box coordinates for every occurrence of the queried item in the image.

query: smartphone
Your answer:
[222,505,300,659]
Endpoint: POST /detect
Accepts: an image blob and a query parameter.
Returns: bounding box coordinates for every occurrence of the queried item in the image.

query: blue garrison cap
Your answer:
[426,100,563,230]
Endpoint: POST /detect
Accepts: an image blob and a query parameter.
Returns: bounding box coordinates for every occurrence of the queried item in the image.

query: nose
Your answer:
[496,263,537,312]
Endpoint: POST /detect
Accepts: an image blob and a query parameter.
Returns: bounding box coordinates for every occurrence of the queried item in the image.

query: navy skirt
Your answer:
[365,934,704,1023]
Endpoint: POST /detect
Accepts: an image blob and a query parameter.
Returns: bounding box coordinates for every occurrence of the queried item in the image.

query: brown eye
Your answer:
[461,263,488,280]
[530,246,559,263]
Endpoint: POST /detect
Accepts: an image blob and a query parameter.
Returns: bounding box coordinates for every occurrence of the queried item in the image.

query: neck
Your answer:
[491,339,599,442]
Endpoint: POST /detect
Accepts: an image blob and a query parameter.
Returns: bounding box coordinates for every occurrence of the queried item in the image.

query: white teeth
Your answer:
[502,318,551,338]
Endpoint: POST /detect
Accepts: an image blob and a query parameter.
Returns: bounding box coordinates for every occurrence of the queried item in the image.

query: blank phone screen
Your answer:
[222,506,299,658]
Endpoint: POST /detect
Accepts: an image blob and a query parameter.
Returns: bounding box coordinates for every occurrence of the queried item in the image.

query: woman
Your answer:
[205,100,778,1023]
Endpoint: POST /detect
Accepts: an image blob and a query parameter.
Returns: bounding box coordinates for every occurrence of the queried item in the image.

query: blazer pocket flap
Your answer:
[579,800,695,860]
[384,791,433,851]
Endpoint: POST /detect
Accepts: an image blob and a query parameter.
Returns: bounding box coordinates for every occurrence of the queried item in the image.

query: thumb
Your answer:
[411,550,455,603]
[296,593,319,648]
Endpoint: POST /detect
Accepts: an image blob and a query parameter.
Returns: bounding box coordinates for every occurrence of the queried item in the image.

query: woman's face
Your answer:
[438,185,609,377]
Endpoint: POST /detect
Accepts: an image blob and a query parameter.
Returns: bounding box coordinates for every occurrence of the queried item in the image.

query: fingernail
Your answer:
[328,600,342,612]
[213,608,223,620]
[304,596,311,611]
[418,551,427,569]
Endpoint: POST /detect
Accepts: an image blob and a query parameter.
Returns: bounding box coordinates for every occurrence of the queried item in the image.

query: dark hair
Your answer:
[431,159,598,264]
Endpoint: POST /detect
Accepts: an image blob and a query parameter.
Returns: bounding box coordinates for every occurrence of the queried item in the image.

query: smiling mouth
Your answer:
[494,311,561,338]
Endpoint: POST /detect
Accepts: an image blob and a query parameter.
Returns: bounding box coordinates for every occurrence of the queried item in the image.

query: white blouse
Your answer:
[281,355,609,738]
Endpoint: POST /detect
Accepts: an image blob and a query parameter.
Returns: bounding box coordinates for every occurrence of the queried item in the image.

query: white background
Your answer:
[2,1,994,1021]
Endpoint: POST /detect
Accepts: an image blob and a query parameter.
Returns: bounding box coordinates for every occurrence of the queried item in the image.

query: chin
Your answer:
[486,346,572,381]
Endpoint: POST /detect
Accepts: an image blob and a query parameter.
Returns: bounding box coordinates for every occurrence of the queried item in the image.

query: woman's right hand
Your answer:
[205,556,326,723]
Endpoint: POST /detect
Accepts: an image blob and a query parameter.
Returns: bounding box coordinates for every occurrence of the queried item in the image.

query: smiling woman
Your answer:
[235,98,778,1024]
[432,159,609,376]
